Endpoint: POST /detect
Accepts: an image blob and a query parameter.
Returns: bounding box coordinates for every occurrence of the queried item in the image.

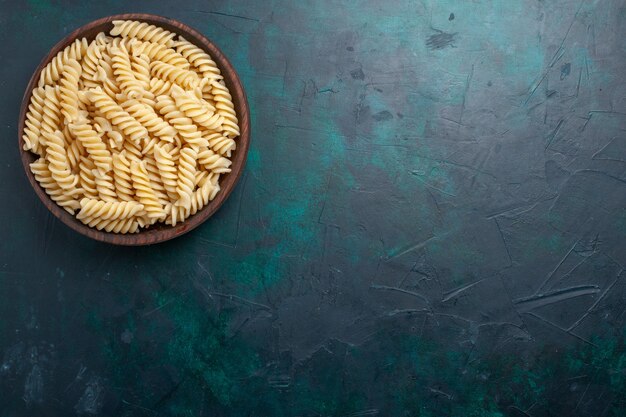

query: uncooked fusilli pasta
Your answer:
[23,20,240,233]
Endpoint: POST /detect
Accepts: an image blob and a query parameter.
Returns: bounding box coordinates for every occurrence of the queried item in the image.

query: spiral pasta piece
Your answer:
[149,78,172,96]
[22,87,46,153]
[200,78,216,106]
[112,151,134,201]
[131,53,151,90]
[91,216,141,233]
[77,203,142,233]
[120,99,176,141]
[211,80,239,138]
[150,61,199,89]
[174,146,197,210]
[68,119,112,175]
[168,178,220,226]
[175,36,222,81]
[143,152,169,204]
[38,38,89,87]
[110,20,176,47]
[94,32,110,46]
[171,85,223,130]
[154,144,178,201]
[106,37,135,54]
[59,59,82,123]
[77,198,144,222]
[130,160,165,220]
[204,132,236,157]
[40,86,62,136]
[96,65,120,98]
[131,40,189,69]
[87,87,148,142]
[61,124,83,173]
[81,40,104,81]
[30,158,81,214]
[93,169,117,202]
[155,95,208,147]
[78,156,98,199]
[41,130,78,191]
[197,148,232,173]
[122,135,143,160]
[98,51,114,75]
[111,46,144,99]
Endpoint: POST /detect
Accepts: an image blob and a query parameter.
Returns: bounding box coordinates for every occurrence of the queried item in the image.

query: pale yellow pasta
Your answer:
[211,79,239,138]
[175,36,222,81]
[96,66,121,98]
[59,59,82,123]
[200,78,215,105]
[149,78,172,95]
[62,125,84,173]
[143,152,170,205]
[93,169,117,202]
[112,151,134,201]
[30,158,81,214]
[110,20,176,47]
[141,136,159,155]
[77,198,144,221]
[22,87,46,154]
[106,37,135,53]
[78,156,99,199]
[87,87,148,142]
[131,53,151,90]
[170,85,223,130]
[194,170,208,187]
[94,32,110,46]
[77,90,92,110]
[42,130,78,191]
[38,38,89,87]
[24,21,240,233]
[174,146,197,210]
[167,178,220,226]
[81,40,104,81]
[122,136,143,160]
[154,144,178,201]
[77,203,141,233]
[92,116,112,133]
[131,40,189,69]
[107,130,125,151]
[40,86,62,136]
[120,99,176,141]
[130,160,165,221]
[91,216,140,233]
[69,118,112,175]
[111,46,145,99]
[197,148,232,173]
[154,95,208,147]
[204,131,236,157]
[150,61,199,89]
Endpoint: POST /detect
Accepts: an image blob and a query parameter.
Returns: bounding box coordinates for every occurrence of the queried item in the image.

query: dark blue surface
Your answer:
[0,0,625,416]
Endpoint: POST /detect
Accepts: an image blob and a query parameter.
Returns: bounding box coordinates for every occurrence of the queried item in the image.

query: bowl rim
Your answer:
[18,13,250,246]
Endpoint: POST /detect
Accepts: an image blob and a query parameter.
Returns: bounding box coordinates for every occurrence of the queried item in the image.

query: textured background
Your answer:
[1,0,626,416]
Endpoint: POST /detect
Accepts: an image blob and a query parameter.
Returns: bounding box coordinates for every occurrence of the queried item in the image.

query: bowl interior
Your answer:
[18,14,250,245]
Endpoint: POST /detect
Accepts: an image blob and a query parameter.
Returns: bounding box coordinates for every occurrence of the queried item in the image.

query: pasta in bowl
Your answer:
[18,14,250,245]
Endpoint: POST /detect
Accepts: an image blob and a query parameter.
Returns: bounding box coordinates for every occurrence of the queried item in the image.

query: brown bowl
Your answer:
[18,14,250,245]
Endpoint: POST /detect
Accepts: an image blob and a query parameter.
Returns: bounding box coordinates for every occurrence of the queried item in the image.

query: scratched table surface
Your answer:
[1,0,625,416]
